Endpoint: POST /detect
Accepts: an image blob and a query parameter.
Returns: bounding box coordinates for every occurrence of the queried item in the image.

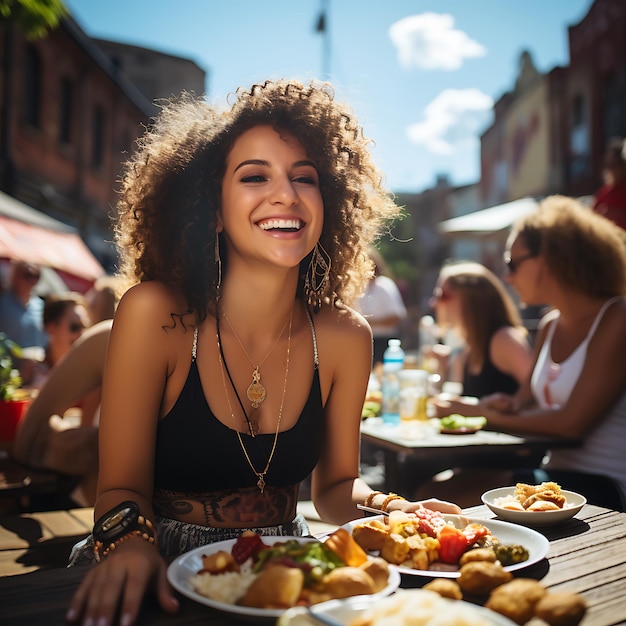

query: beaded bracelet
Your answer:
[93,515,156,562]
[381,493,406,512]
[364,491,384,509]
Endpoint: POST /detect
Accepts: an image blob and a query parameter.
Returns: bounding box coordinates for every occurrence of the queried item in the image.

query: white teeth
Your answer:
[258,219,302,230]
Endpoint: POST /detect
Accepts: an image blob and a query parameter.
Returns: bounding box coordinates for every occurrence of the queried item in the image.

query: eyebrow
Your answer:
[233,159,317,173]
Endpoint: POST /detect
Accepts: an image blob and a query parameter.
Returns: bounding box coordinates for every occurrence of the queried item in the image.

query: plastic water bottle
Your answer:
[381,338,405,425]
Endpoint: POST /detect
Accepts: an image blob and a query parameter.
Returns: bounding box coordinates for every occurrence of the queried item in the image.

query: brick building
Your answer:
[0,14,206,271]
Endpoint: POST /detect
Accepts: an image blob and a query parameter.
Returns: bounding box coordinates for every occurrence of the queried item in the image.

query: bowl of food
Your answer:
[481,482,586,526]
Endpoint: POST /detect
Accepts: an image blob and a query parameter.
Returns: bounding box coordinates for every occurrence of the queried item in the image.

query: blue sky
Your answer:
[63,0,594,194]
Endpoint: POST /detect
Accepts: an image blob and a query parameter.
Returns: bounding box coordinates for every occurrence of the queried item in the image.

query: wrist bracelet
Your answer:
[93,514,156,562]
[364,491,384,509]
[381,493,406,512]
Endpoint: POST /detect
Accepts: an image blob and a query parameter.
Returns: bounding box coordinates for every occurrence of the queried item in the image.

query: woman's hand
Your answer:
[480,393,516,413]
[401,498,463,515]
[66,537,179,626]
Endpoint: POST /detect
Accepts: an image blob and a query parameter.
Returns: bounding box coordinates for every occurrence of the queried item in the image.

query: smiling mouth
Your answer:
[258,218,304,232]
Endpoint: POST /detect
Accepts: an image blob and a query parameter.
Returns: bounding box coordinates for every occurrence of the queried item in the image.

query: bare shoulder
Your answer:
[114,281,193,330]
[312,305,372,362]
[596,297,626,338]
[492,325,528,347]
[313,305,372,342]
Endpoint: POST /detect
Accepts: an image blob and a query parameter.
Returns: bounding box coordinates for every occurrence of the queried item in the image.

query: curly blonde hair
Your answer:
[114,79,400,322]
[510,195,626,298]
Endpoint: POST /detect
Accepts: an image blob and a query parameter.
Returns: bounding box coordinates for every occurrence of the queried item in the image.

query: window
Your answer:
[23,45,41,128]
[92,105,105,169]
[59,78,73,145]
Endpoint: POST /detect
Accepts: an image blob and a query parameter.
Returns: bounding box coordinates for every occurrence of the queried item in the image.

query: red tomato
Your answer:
[462,523,490,544]
[231,534,266,564]
[437,525,470,564]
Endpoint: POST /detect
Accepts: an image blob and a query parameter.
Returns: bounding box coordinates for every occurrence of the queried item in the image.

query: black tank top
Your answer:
[463,332,519,398]
[153,312,324,493]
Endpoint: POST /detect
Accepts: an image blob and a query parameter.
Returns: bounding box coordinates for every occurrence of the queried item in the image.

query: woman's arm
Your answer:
[312,308,460,524]
[485,302,626,438]
[12,320,112,468]
[490,325,533,385]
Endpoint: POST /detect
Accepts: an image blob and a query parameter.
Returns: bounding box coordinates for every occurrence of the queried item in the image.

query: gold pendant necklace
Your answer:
[222,313,291,409]
[217,307,293,493]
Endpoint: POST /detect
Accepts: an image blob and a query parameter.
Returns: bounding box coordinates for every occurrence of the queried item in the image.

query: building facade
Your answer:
[0,14,206,270]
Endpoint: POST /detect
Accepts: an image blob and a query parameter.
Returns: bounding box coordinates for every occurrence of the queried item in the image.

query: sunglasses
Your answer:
[504,253,535,274]
[432,286,453,301]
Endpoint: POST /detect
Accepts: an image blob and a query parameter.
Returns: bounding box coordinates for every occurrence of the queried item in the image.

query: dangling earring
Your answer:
[214,231,222,299]
[304,242,331,311]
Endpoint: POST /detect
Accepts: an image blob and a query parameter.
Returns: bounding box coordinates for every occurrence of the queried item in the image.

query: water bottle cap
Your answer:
[388,339,401,347]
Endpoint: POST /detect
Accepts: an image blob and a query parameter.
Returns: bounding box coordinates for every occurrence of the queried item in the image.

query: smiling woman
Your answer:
[65,79,462,626]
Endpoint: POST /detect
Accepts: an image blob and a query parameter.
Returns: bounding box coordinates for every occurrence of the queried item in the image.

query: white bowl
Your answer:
[481,486,586,526]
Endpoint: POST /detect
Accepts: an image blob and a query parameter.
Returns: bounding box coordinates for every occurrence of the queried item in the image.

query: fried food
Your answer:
[422,578,463,600]
[359,556,390,592]
[527,499,562,511]
[321,565,375,599]
[351,518,388,551]
[241,564,304,608]
[457,560,512,596]
[459,547,497,565]
[200,550,238,574]
[514,482,567,510]
[325,527,369,566]
[534,591,587,626]
[485,578,547,624]
[380,532,411,565]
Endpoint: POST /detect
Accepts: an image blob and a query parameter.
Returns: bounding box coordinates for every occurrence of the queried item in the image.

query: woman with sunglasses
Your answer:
[27,291,90,390]
[428,196,626,510]
[429,261,533,413]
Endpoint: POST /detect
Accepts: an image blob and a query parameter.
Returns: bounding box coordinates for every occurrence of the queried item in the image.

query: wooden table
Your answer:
[0,503,623,625]
[361,418,577,495]
[0,448,69,514]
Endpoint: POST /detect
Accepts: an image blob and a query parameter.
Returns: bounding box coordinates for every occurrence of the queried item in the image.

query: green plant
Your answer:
[0,333,23,400]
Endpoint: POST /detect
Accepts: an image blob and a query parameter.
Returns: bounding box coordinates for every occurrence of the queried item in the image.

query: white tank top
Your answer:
[531,297,626,498]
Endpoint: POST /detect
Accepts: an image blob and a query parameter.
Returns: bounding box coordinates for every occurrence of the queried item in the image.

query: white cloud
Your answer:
[389,13,486,71]
[407,88,494,155]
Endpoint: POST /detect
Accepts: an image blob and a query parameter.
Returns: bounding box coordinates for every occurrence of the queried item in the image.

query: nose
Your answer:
[270,176,298,205]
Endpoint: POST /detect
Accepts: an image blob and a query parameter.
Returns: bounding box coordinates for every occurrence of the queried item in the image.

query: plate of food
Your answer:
[167,530,400,620]
[432,414,487,434]
[278,589,518,625]
[482,482,587,526]
[341,509,549,578]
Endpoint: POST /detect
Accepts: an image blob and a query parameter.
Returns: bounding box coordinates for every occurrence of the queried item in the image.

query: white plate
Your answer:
[341,514,549,578]
[481,487,587,526]
[167,535,401,620]
[278,590,517,625]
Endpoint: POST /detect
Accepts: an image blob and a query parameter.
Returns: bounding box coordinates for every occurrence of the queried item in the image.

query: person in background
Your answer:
[355,246,407,365]
[430,261,533,410]
[13,320,112,508]
[592,136,626,230]
[84,275,125,325]
[0,260,46,349]
[429,196,626,510]
[66,80,461,626]
[27,292,90,390]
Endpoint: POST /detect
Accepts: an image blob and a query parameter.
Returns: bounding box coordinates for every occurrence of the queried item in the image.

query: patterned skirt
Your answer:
[68,513,310,566]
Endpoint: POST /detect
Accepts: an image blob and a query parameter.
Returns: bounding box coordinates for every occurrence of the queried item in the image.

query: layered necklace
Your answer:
[216,308,293,493]
[221,312,291,410]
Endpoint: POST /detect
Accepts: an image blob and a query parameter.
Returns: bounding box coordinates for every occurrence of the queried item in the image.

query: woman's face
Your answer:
[429,279,461,331]
[504,237,540,305]
[47,303,89,363]
[219,125,324,271]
